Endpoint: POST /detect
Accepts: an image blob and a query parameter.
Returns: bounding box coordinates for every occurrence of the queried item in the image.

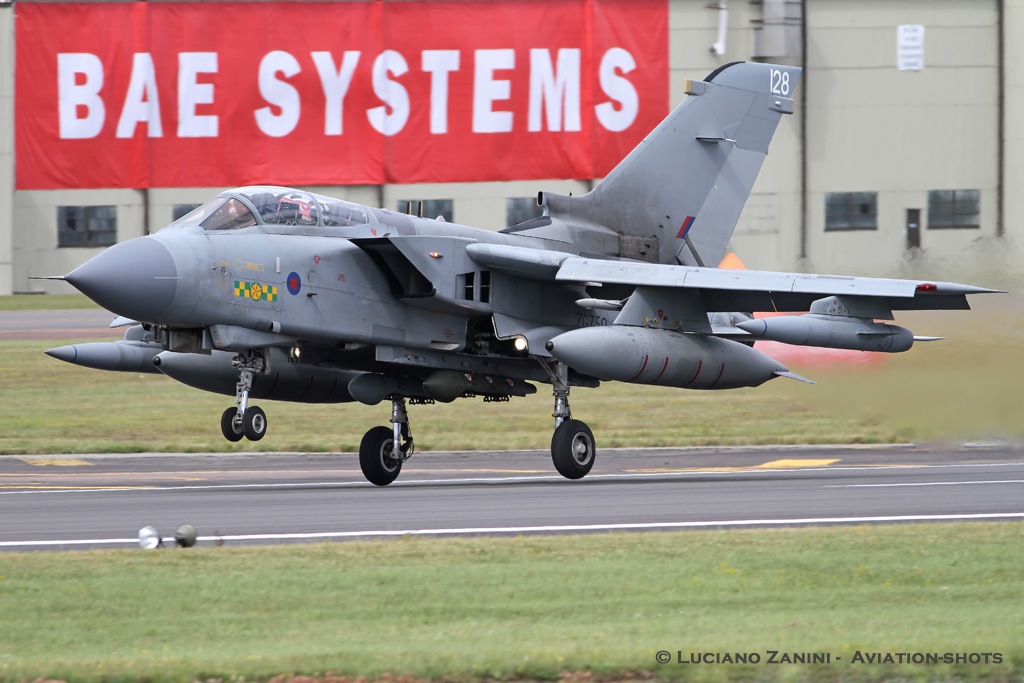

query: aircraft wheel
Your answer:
[220,407,245,442]
[359,426,402,486]
[243,406,268,441]
[551,419,596,480]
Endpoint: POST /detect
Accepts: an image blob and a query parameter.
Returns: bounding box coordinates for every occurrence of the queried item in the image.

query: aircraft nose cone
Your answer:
[65,237,178,322]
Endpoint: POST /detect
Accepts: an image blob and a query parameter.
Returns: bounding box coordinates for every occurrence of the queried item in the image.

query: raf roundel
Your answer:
[287,272,302,296]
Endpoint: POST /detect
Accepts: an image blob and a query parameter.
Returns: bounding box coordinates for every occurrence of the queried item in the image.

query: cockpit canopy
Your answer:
[174,186,370,231]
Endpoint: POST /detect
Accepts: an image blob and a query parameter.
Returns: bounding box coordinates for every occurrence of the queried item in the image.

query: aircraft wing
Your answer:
[556,257,998,312]
[465,244,999,314]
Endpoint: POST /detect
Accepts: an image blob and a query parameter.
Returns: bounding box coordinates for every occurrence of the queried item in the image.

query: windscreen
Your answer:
[200,197,258,231]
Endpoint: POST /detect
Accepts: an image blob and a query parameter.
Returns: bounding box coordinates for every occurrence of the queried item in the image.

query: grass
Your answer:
[0,523,1021,682]
[3,287,1021,455]
[0,293,97,311]
[1,337,903,455]
[5,295,1024,454]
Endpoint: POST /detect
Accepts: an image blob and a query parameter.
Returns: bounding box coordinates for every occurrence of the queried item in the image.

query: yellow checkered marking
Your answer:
[233,280,278,302]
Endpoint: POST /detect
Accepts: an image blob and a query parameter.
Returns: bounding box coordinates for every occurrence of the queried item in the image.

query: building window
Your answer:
[57,206,117,247]
[396,199,453,223]
[927,189,979,229]
[172,203,202,221]
[824,192,877,231]
[506,197,542,226]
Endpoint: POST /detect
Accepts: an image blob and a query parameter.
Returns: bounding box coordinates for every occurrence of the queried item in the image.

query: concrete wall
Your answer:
[1004,0,1024,277]
[0,6,14,295]
[2,0,1019,295]
[802,0,1001,278]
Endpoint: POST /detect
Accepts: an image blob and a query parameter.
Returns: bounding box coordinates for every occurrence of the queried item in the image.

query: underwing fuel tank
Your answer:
[153,348,360,403]
[736,315,914,352]
[546,326,792,389]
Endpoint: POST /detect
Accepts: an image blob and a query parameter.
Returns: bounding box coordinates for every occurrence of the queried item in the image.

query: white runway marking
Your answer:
[829,479,1024,488]
[3,512,1024,549]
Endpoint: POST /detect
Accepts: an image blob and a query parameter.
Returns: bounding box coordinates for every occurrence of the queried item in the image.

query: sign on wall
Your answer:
[15,1,668,190]
[897,25,925,71]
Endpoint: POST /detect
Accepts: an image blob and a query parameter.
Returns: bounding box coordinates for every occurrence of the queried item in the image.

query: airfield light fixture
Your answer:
[138,524,199,549]
[138,525,163,550]
[175,524,198,548]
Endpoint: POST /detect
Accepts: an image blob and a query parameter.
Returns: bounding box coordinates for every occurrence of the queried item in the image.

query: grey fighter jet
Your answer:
[47,61,997,485]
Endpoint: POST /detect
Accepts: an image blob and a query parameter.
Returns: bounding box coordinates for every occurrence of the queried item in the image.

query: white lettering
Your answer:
[528,48,581,133]
[116,53,162,139]
[421,50,460,134]
[367,50,409,136]
[57,53,105,139]
[178,52,218,138]
[473,49,514,133]
[255,50,302,138]
[312,50,360,136]
[53,45,644,145]
[595,47,638,133]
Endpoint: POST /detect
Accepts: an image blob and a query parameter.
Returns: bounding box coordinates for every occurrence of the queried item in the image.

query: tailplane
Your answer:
[538,61,800,266]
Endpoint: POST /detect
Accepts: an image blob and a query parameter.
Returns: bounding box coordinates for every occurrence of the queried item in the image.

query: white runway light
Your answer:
[138,525,162,549]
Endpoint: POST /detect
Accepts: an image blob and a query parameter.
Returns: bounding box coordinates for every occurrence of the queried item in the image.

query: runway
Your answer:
[2,444,1023,550]
[0,307,119,341]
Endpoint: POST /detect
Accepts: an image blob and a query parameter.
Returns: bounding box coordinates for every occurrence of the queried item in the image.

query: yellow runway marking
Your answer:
[19,458,93,467]
[757,459,839,469]
[630,458,841,474]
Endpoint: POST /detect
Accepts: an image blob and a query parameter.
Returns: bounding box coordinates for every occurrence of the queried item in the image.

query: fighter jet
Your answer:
[46,61,997,485]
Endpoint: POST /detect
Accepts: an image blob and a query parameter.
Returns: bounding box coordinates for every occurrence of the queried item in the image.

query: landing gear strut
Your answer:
[359,395,415,486]
[540,359,596,480]
[219,350,268,442]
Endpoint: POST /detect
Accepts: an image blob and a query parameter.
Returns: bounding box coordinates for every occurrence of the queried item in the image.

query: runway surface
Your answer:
[2,444,1022,550]
[0,308,119,341]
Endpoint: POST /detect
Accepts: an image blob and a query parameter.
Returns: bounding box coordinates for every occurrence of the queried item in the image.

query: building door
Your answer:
[906,208,921,250]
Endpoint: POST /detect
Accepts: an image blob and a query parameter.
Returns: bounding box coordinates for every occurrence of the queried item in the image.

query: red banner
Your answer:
[15,1,668,190]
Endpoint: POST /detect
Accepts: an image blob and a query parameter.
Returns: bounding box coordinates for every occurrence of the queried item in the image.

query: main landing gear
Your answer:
[220,351,268,443]
[542,359,596,480]
[357,362,595,487]
[359,395,414,486]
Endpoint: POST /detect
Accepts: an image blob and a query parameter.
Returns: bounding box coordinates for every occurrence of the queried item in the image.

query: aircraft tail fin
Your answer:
[539,61,800,267]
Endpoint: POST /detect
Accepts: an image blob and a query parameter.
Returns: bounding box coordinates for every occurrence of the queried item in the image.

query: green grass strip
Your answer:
[1,339,899,455]
[1,523,1021,682]
[5,294,1024,453]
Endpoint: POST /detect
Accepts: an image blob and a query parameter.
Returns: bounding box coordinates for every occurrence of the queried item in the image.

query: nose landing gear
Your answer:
[219,350,268,442]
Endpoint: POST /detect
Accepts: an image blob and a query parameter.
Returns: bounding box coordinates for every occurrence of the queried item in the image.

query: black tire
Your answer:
[220,407,245,442]
[551,419,596,480]
[359,425,402,486]
[243,406,268,441]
